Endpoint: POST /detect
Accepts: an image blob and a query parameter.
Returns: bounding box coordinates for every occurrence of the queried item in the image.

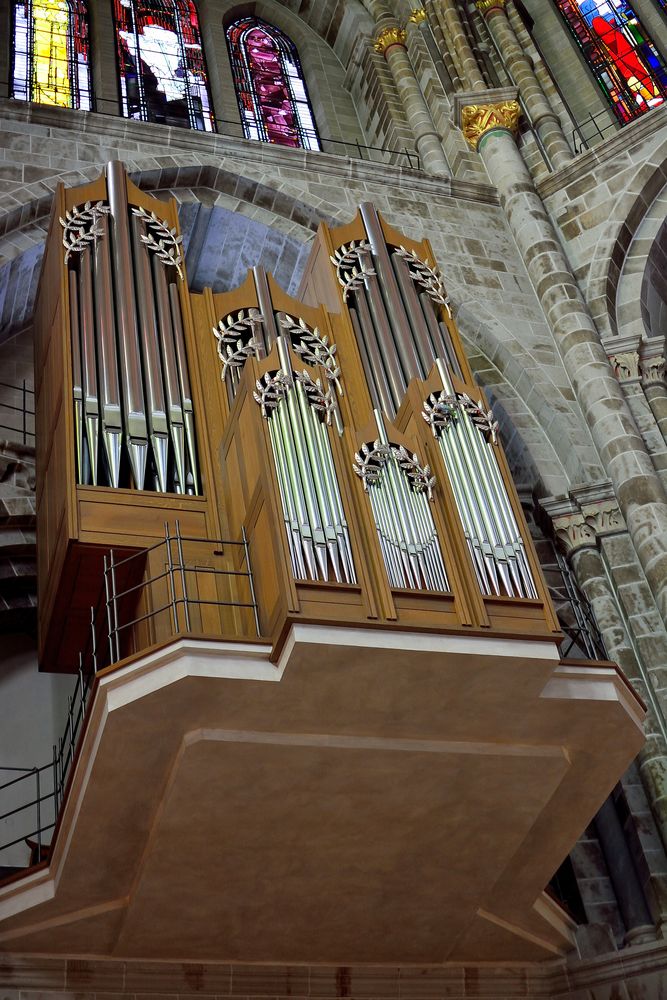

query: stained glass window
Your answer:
[553,0,667,122]
[113,0,214,131]
[226,17,320,150]
[11,0,92,109]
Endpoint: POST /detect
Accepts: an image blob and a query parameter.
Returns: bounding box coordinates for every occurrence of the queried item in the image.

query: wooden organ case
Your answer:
[35,164,562,671]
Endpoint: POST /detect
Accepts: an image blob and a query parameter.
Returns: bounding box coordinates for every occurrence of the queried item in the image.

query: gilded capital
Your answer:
[408,8,427,24]
[373,25,407,55]
[475,0,507,13]
[460,100,521,149]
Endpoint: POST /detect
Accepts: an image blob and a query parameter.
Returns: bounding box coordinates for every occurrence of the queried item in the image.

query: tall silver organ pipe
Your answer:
[107,160,149,490]
[63,162,201,494]
[93,215,122,487]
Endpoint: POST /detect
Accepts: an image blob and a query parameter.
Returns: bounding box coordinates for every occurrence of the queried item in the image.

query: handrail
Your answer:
[0,523,261,869]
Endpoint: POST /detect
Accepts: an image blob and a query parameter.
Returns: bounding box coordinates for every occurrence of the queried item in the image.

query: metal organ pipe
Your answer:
[78,247,100,487]
[106,161,149,490]
[153,257,187,495]
[168,283,198,495]
[93,215,123,488]
[131,215,170,493]
[68,270,85,485]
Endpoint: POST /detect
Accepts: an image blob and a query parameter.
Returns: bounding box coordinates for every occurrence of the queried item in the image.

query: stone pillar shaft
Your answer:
[479,3,572,169]
[436,0,486,92]
[570,545,667,888]
[644,378,667,447]
[594,796,655,942]
[476,128,667,628]
[375,27,449,175]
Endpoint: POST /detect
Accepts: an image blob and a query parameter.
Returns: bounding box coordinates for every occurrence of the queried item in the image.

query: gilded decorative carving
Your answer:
[373,25,407,55]
[475,0,507,13]
[460,100,521,148]
[408,8,427,24]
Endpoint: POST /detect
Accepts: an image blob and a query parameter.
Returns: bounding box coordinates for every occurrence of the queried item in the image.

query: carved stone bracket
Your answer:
[373,25,407,55]
[641,355,666,386]
[541,483,625,557]
[609,351,641,384]
[452,87,521,151]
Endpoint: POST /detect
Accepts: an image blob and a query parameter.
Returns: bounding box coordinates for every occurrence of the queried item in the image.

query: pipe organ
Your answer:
[23,163,648,968]
[34,163,560,672]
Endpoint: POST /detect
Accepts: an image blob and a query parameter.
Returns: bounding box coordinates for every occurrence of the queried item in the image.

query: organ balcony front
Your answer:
[0,163,645,964]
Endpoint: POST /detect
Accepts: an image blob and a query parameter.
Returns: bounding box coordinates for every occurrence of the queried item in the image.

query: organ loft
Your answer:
[0,161,643,963]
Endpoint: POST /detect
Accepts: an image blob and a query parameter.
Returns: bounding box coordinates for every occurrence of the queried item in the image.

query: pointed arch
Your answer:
[552,0,667,123]
[112,0,214,131]
[226,15,320,150]
[11,0,92,109]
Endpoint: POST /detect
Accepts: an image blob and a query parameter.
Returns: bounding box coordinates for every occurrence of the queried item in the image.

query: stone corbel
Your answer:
[541,482,625,556]
[609,351,641,384]
[452,87,520,150]
[640,347,666,387]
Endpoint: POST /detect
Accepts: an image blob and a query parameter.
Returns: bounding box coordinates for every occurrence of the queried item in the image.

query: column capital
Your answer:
[452,87,520,149]
[408,8,427,24]
[475,0,507,13]
[641,354,666,386]
[541,483,625,556]
[373,25,407,55]
[609,351,641,384]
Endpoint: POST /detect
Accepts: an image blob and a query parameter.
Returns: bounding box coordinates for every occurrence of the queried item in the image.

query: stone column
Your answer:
[373,25,449,175]
[607,345,667,495]
[474,0,572,169]
[642,354,667,447]
[549,505,667,924]
[423,0,462,91]
[457,99,667,630]
[594,796,656,944]
[435,0,486,92]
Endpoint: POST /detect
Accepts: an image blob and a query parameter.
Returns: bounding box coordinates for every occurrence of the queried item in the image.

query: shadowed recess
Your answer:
[179,202,312,296]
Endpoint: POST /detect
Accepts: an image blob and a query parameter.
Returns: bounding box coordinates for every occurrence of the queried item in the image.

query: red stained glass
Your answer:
[227,17,320,150]
[553,0,667,123]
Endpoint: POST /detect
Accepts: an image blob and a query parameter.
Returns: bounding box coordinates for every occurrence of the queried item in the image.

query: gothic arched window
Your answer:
[11,0,92,108]
[113,0,214,131]
[553,0,667,122]
[226,17,320,150]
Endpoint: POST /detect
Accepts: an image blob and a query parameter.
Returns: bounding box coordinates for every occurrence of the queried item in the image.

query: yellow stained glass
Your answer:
[32,0,71,107]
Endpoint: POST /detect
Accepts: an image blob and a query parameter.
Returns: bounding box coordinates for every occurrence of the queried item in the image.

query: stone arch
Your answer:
[585,134,667,341]
[613,182,667,350]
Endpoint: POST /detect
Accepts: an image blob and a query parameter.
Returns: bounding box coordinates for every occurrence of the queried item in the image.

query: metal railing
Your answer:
[570,108,620,154]
[0,522,260,872]
[543,549,607,661]
[0,379,34,445]
[2,92,422,171]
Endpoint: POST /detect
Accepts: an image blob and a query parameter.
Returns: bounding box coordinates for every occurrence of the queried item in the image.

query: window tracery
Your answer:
[113,0,214,131]
[553,0,667,122]
[226,16,320,150]
[12,0,92,109]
